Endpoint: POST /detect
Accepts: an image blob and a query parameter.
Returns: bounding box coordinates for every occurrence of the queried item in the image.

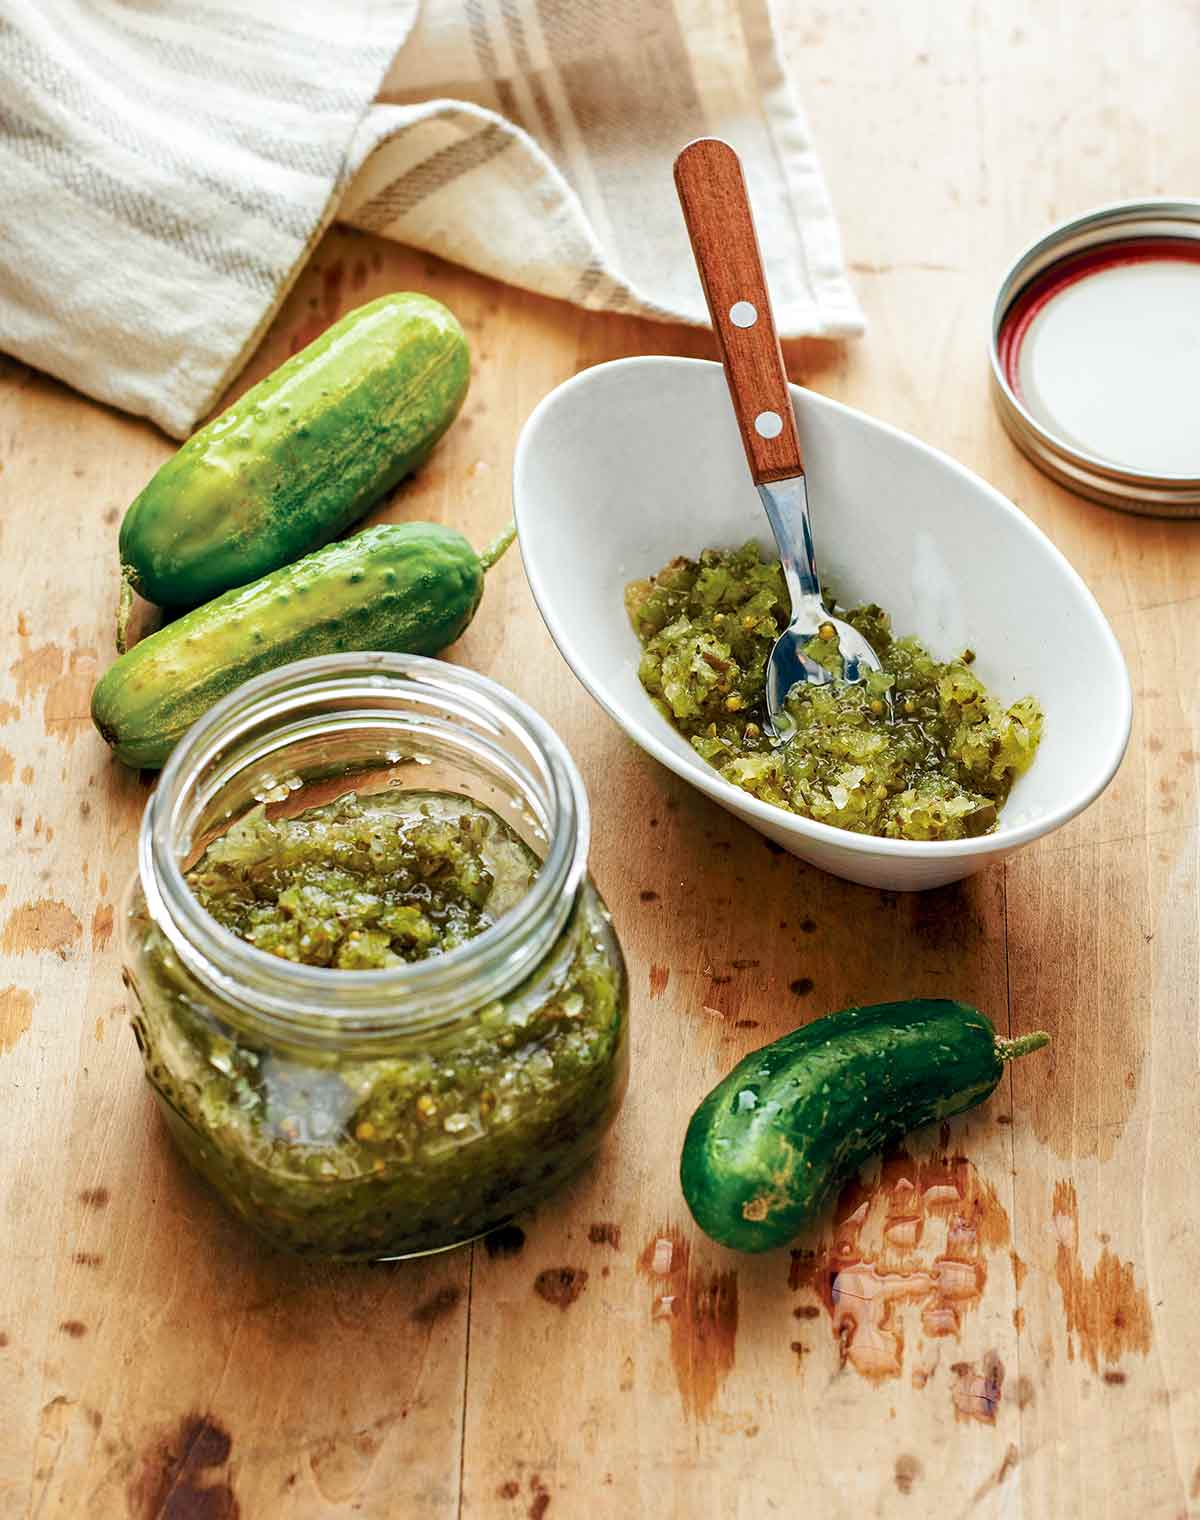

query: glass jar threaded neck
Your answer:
[138,654,590,1046]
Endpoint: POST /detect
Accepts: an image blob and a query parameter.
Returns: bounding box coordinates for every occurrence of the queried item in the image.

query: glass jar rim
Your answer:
[139,653,590,1039]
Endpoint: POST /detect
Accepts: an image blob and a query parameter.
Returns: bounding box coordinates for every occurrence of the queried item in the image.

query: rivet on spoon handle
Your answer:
[673,137,804,485]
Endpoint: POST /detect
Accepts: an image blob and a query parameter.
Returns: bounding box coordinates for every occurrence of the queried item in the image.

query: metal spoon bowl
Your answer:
[674,137,884,739]
[757,474,886,739]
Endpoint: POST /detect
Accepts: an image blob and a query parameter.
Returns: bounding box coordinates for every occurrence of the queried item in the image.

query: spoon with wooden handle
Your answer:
[674,136,884,740]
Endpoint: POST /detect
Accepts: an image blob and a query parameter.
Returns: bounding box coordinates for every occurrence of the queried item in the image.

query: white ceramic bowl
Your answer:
[513,357,1132,891]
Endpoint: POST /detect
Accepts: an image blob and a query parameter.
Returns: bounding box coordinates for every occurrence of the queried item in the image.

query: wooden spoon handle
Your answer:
[674,137,804,485]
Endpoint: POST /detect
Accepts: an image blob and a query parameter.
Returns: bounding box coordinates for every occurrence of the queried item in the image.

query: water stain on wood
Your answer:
[639,889,659,902]
[894,1453,922,1494]
[91,902,115,951]
[127,1413,238,1520]
[410,1285,462,1324]
[322,261,345,316]
[909,1345,940,1390]
[1052,1179,1151,1372]
[789,977,814,997]
[38,1394,76,1453]
[789,1146,1009,1381]
[44,645,98,743]
[638,1224,739,1418]
[73,1252,103,1267]
[1103,1368,1126,1385]
[534,1267,588,1309]
[2,900,83,959]
[9,642,62,701]
[648,964,670,999]
[58,1319,87,1338]
[588,1222,621,1249]
[0,985,34,1053]
[80,1187,110,1208]
[484,1224,526,1258]
[1015,1375,1035,1408]
[528,1474,551,1519]
[306,1406,406,1502]
[496,1474,553,1517]
[951,1351,1004,1422]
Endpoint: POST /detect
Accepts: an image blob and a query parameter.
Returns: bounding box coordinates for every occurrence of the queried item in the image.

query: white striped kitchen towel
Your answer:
[0,0,863,439]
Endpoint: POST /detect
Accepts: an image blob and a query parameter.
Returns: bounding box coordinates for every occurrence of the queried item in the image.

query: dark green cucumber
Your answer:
[93,522,490,770]
[680,999,1049,1253]
[118,293,470,615]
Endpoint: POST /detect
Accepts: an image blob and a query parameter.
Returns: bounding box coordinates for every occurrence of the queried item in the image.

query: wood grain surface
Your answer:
[2,2,1199,1517]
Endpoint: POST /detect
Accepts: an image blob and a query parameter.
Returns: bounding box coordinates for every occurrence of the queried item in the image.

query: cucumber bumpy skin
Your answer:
[680,999,1049,1253]
[92,522,487,770]
[117,293,470,625]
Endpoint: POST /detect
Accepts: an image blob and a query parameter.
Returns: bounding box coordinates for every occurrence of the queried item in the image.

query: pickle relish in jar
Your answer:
[122,656,628,1261]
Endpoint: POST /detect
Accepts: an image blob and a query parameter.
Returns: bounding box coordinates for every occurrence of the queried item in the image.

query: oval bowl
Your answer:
[513,357,1132,891]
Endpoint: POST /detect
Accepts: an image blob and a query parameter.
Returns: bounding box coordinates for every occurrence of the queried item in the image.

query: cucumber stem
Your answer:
[996,1031,1051,1062]
[478,519,517,572]
[116,571,134,655]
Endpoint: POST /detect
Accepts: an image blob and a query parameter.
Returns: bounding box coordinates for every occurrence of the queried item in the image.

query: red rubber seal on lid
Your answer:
[996,236,1200,403]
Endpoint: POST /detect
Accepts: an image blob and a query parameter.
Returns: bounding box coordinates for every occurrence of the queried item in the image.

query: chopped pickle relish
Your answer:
[188,791,536,968]
[123,788,627,1259]
[626,543,1043,841]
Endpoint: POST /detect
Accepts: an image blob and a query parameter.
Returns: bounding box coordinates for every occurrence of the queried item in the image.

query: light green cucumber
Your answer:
[117,293,470,630]
[92,521,510,770]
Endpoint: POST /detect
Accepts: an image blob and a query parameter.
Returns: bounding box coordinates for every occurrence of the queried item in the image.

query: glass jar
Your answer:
[121,654,628,1261]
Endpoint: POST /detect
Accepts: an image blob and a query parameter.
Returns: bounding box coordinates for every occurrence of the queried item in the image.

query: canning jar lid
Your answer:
[990,199,1200,517]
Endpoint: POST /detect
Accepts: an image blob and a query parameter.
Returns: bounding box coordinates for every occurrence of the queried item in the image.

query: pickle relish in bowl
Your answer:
[626,542,1043,842]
